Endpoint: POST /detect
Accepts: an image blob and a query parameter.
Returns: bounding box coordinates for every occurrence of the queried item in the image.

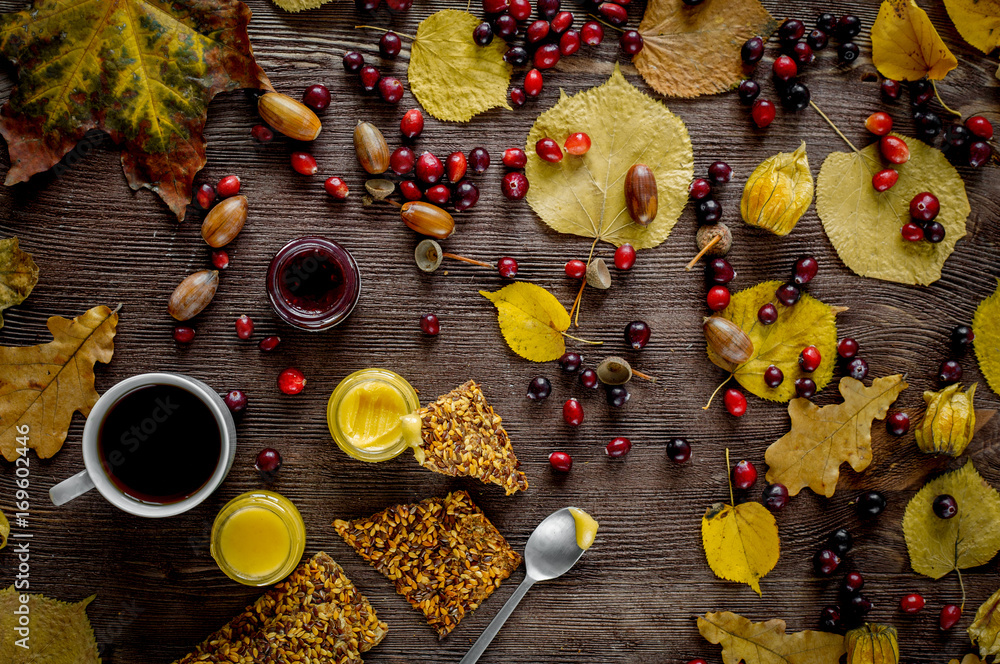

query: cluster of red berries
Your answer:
[535,131,591,162]
[390,108,487,210]
[882,77,994,168]
[739,13,862,128]
[342,37,406,104]
[690,161,731,227]
[471,0,637,108]
[564,243,636,282]
[931,322,976,386]
[902,191,945,244]
[354,0,412,14]
[501,147,530,200]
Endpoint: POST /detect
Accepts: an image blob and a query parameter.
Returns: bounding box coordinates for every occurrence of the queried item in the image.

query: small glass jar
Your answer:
[210,490,306,586]
[327,369,421,462]
[266,236,361,331]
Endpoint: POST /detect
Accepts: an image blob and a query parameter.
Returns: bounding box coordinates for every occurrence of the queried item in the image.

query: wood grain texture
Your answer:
[1,0,999,661]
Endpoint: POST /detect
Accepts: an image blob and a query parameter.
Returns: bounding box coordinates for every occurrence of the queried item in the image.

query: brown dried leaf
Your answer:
[0,237,38,329]
[698,611,846,664]
[635,0,778,97]
[0,305,118,461]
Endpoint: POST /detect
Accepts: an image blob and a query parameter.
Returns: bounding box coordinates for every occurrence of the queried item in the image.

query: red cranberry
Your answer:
[966,115,994,139]
[537,0,560,19]
[724,388,747,417]
[559,29,582,55]
[420,313,440,335]
[938,359,962,384]
[969,141,993,168]
[251,124,274,142]
[606,437,632,458]
[378,76,404,103]
[597,2,627,25]
[502,171,529,200]
[549,450,572,471]
[881,78,901,100]
[379,31,402,57]
[880,135,910,164]
[302,84,331,111]
[400,108,424,138]
[772,54,797,81]
[290,152,318,175]
[762,483,789,511]
[792,256,818,284]
[324,176,349,199]
[359,65,380,92]
[778,18,805,43]
[508,0,531,20]
[624,321,650,349]
[886,412,909,436]
[534,43,561,69]
[503,148,528,169]
[707,161,732,184]
[235,314,254,340]
[689,178,711,200]
[216,175,241,198]
[872,168,898,192]
[425,184,450,206]
[416,152,444,184]
[510,86,526,108]
[842,571,865,594]
[453,181,480,211]
[211,249,230,270]
[795,377,817,398]
[847,357,868,380]
[400,180,422,201]
[706,285,731,311]
[813,549,841,576]
[563,398,584,426]
[559,352,583,373]
[940,604,962,630]
[899,593,925,613]
[620,29,643,55]
[614,244,636,270]
[792,41,814,64]
[524,69,544,97]
[758,303,778,324]
[837,337,859,359]
[751,99,776,128]
[173,326,195,343]
[255,447,283,475]
[666,438,691,463]
[909,192,940,222]
[565,260,586,280]
[196,183,215,210]
[259,336,281,352]
[799,345,821,372]
[581,20,604,45]
[819,605,841,632]
[468,147,491,173]
[764,365,783,388]
[343,51,364,73]
[390,146,416,175]
[526,19,550,43]
[564,132,591,156]
[536,138,563,162]
[732,459,757,489]
[707,258,735,284]
[498,257,519,278]
[901,222,924,242]
[776,283,801,306]
[277,368,306,395]
[579,367,599,388]
[550,10,573,32]
[224,389,247,413]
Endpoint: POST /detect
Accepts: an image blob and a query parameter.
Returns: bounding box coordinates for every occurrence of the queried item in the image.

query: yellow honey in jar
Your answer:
[210,491,306,586]
[327,369,421,462]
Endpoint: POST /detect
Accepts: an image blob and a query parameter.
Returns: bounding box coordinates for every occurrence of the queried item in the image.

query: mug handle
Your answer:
[50,470,96,506]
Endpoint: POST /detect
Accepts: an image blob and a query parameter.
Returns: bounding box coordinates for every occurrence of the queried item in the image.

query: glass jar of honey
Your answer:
[327,369,421,462]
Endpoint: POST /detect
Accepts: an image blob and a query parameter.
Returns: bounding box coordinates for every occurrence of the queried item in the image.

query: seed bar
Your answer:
[172,552,387,664]
[415,380,529,496]
[333,491,522,639]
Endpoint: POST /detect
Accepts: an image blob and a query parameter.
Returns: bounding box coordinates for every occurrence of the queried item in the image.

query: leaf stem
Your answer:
[570,236,602,328]
[632,368,657,382]
[560,331,603,345]
[932,81,962,118]
[725,447,734,506]
[957,567,966,610]
[702,373,733,410]
[354,25,417,40]
[442,253,494,268]
[810,100,860,153]
[685,234,720,271]
[567,278,587,328]
[586,14,625,33]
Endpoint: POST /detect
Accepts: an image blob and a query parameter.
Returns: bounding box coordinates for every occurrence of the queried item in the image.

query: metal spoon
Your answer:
[459,507,590,664]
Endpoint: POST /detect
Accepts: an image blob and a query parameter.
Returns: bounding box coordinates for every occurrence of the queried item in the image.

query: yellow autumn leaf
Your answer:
[525,64,693,250]
[740,142,813,236]
[702,500,779,595]
[943,0,1000,53]
[698,611,846,664]
[915,383,977,456]
[634,0,778,97]
[765,375,907,497]
[0,509,7,550]
[872,0,958,81]
[408,10,512,122]
[269,0,331,11]
[816,134,970,286]
[706,281,838,402]
[902,462,1000,579]
[970,586,1000,661]
[846,624,899,664]
[480,282,570,362]
[0,237,39,330]
[0,589,100,664]
[950,656,986,664]
[974,280,1000,398]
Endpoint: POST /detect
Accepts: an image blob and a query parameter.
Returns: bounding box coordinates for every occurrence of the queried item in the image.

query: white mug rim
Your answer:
[81,372,236,518]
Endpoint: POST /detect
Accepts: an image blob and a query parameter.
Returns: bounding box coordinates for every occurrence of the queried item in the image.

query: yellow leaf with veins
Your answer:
[871,0,958,80]
[698,611,845,663]
[974,280,1000,398]
[943,0,1000,53]
[480,283,569,363]
[970,587,1000,661]
[701,501,779,595]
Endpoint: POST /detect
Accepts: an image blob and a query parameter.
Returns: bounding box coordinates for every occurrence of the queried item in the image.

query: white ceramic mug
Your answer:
[49,373,237,518]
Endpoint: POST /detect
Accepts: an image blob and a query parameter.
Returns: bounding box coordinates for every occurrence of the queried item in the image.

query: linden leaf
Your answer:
[697,611,846,664]
[525,65,694,250]
[706,280,838,402]
[974,280,1000,398]
[970,586,1000,661]
[0,510,8,550]
[634,0,778,97]
[816,134,970,286]
[480,283,569,363]
[944,0,1000,53]
[902,462,1000,580]
[702,501,779,595]
[269,0,331,11]
[872,0,959,81]
[765,376,908,497]
[0,0,270,221]
[740,142,814,236]
[0,305,118,461]
[0,588,100,663]
[0,237,39,329]
[409,10,512,122]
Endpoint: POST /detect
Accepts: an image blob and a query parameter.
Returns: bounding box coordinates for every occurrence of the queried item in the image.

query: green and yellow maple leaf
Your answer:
[816,133,969,285]
[0,588,100,663]
[974,280,1000,398]
[480,282,571,363]
[408,10,512,122]
[0,237,38,329]
[706,280,839,402]
[0,0,270,220]
[525,64,693,250]
[698,611,846,664]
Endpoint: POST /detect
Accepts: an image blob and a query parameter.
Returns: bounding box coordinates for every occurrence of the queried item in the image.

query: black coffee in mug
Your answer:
[97,384,221,504]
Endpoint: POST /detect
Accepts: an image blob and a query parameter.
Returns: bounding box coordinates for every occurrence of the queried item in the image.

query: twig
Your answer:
[686,235,720,270]
[561,331,603,345]
[702,373,733,410]
[586,14,624,33]
[932,81,962,118]
[442,253,493,268]
[810,100,860,153]
[725,447,734,506]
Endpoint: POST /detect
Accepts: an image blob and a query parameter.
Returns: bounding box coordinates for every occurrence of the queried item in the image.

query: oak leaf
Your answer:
[0,0,269,221]
[974,280,1000,398]
[408,10,512,122]
[970,586,1000,661]
[480,283,570,363]
[950,656,986,664]
[697,611,846,663]
[765,375,907,497]
[0,588,99,664]
[816,134,969,285]
[525,64,693,250]
[902,462,1000,579]
[943,0,1000,53]
[0,237,38,329]
[872,0,958,81]
[634,0,777,97]
[706,280,839,402]
[0,305,118,461]
[740,142,814,236]
[702,500,779,595]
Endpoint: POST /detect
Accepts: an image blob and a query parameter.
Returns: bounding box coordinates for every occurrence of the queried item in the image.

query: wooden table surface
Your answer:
[1,0,999,661]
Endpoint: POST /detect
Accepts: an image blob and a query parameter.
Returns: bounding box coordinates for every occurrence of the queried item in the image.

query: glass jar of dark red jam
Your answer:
[266,236,361,331]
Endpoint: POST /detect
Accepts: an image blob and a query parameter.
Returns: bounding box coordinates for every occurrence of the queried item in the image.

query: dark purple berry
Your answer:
[778,18,805,43]
[776,283,801,306]
[835,14,861,40]
[758,303,778,324]
[933,494,958,519]
[951,325,975,354]
[857,491,886,518]
[666,438,691,463]
[579,367,599,389]
[763,483,789,511]
[741,36,764,64]
[847,357,868,380]
[764,365,784,388]
[795,377,816,398]
[886,412,910,436]
[624,321,651,350]
[838,42,860,64]
[828,528,852,556]
[938,359,962,384]
[527,376,551,400]
[738,79,760,105]
[814,549,841,576]
[606,385,630,408]
[559,352,582,373]
[707,258,736,284]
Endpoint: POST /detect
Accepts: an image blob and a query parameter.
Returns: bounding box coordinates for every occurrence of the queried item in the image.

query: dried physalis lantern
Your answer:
[845,623,899,664]
[915,383,977,456]
[257,92,322,142]
[741,141,813,236]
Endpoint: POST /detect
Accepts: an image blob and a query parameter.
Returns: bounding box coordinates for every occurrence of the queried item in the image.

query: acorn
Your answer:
[624,164,658,226]
[586,258,612,289]
[257,92,321,142]
[400,201,454,239]
[168,270,219,321]
[354,121,390,175]
[201,195,247,248]
[703,316,754,365]
[696,223,732,257]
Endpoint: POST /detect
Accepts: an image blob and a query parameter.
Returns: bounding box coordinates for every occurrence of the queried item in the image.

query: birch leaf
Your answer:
[816,134,970,286]
[765,375,908,497]
[902,462,1000,579]
[970,586,1000,661]
[0,237,39,329]
[974,280,1000,398]
[409,10,512,122]
[0,588,100,664]
[872,0,959,81]
[706,280,838,402]
[634,0,778,97]
[697,611,846,663]
[702,501,779,595]
[525,64,693,250]
[740,142,814,236]
[943,0,1000,53]
[480,282,569,363]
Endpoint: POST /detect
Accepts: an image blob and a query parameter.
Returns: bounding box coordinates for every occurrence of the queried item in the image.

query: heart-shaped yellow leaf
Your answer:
[943,0,1000,54]
[702,501,779,595]
[872,0,958,81]
[974,280,1000,398]
[480,282,569,362]
[0,589,100,664]
[698,611,846,664]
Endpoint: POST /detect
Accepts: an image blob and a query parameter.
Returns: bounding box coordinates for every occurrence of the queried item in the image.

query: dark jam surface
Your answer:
[97,384,221,504]
[280,247,346,311]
